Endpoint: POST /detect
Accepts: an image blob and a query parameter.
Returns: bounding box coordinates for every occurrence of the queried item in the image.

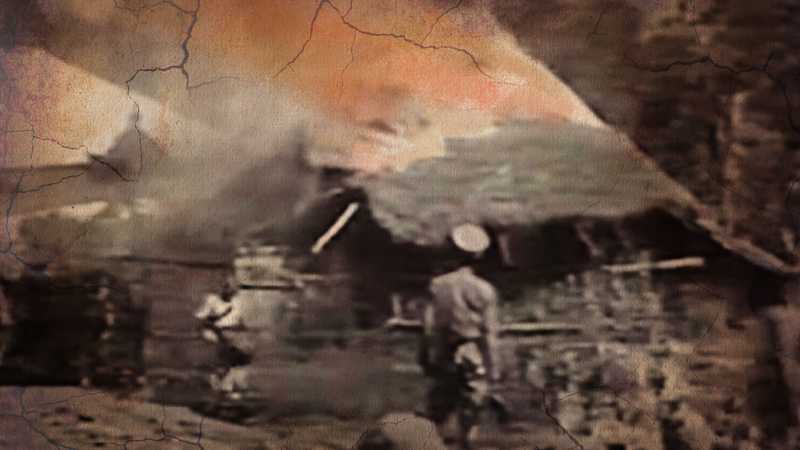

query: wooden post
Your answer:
[311,202,360,254]
[384,317,583,335]
[497,231,516,267]
[601,256,705,273]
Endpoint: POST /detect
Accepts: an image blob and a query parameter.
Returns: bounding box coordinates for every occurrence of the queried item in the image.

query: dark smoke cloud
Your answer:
[116,77,324,261]
[9,76,327,264]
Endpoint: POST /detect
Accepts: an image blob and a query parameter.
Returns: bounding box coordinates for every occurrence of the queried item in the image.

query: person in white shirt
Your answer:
[195,275,253,399]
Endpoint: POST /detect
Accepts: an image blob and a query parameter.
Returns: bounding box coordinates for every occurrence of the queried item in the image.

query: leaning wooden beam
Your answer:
[384,317,583,335]
[602,256,705,274]
[311,202,360,254]
[645,165,800,275]
[502,322,582,334]
[695,216,800,275]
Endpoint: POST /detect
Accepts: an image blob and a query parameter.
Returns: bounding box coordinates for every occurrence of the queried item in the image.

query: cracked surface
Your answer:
[1,0,799,449]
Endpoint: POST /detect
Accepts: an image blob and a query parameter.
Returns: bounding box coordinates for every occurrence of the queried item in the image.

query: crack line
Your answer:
[122,0,201,181]
[274,0,518,85]
[421,0,463,44]
[113,0,196,17]
[542,391,585,450]
[585,2,611,43]
[625,47,797,134]
[337,30,357,104]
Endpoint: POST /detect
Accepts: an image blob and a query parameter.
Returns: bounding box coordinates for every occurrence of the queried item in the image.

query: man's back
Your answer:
[428,267,497,339]
[422,266,501,382]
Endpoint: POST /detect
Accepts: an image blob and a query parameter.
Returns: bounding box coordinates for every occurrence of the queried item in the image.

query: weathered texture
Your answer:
[352,121,696,246]
[495,0,800,267]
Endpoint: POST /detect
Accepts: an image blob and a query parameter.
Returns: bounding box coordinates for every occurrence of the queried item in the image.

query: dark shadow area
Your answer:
[0,270,146,387]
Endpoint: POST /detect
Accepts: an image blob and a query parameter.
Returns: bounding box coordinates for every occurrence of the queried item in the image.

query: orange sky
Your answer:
[195,0,605,131]
[0,0,604,170]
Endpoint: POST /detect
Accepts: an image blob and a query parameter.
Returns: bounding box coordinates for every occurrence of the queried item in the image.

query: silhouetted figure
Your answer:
[418,224,505,450]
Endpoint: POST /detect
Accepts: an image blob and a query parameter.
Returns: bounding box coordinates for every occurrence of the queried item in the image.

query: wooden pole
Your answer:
[383,317,583,335]
[311,202,360,254]
[601,256,705,274]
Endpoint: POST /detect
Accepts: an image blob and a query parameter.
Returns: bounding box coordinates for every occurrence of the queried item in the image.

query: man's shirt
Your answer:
[423,266,501,380]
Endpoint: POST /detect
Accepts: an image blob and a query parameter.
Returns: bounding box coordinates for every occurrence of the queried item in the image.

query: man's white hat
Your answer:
[450,223,491,253]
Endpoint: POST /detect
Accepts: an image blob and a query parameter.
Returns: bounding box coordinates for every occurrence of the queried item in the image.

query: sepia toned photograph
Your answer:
[1,1,799,448]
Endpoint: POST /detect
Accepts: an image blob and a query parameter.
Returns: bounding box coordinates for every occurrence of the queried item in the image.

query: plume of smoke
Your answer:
[97,74,323,261]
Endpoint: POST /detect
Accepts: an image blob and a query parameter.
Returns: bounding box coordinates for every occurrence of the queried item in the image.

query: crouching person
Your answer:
[195,275,254,400]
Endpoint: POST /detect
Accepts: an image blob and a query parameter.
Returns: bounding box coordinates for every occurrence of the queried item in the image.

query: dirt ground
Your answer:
[0,386,374,450]
[0,386,590,450]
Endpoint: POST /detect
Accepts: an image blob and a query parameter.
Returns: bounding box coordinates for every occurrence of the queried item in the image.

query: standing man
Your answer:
[418,224,504,450]
[195,274,254,399]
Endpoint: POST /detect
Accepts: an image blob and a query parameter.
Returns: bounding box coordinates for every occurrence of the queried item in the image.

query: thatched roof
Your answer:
[348,121,698,247]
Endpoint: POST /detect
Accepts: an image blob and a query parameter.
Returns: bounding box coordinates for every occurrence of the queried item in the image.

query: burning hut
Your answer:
[283,120,705,322]
[289,119,799,324]
[347,120,696,248]
[243,119,796,448]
